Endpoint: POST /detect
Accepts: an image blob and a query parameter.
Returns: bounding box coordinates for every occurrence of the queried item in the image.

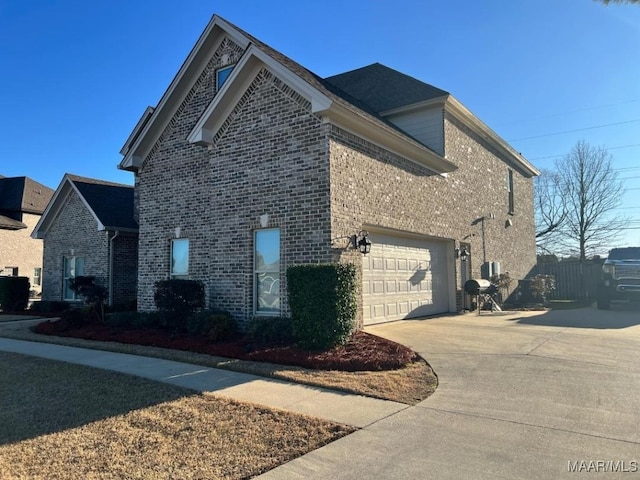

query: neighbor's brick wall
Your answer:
[42,190,110,302]
[136,36,332,326]
[112,233,138,307]
[0,213,44,293]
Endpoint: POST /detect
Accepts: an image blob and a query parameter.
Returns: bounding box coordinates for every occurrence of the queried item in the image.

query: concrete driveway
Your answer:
[260,304,640,479]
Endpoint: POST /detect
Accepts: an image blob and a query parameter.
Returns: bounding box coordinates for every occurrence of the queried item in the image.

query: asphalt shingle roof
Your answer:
[67,175,137,231]
[0,176,53,215]
[324,63,449,114]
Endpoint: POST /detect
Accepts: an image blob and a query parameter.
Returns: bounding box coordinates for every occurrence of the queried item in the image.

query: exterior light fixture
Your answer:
[352,231,372,255]
[455,246,470,262]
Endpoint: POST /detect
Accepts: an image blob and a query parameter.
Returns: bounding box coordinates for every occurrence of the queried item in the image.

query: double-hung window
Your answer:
[33,267,42,286]
[171,239,189,278]
[63,256,84,301]
[255,229,280,314]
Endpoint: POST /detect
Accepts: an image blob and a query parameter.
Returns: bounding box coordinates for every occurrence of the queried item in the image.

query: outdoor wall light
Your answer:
[352,231,372,255]
[455,246,470,262]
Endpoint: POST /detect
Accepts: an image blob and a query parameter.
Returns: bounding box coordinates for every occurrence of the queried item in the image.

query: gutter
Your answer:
[108,230,120,306]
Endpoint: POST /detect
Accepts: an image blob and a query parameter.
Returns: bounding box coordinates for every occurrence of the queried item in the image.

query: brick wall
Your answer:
[112,233,138,307]
[329,112,536,315]
[42,190,109,301]
[136,36,332,326]
[0,213,44,293]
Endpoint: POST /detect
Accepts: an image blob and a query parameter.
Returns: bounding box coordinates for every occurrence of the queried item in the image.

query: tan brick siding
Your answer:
[0,213,44,293]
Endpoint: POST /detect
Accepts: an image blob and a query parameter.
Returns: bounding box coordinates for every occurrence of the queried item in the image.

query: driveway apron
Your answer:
[260,306,640,479]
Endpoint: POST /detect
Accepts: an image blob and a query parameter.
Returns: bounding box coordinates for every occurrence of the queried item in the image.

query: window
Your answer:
[171,239,189,277]
[507,169,515,214]
[33,268,42,286]
[63,257,84,300]
[2,267,18,276]
[255,229,280,314]
[216,65,234,90]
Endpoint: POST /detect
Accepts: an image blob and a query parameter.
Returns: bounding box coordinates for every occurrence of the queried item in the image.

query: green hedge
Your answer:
[287,263,357,350]
[0,276,30,312]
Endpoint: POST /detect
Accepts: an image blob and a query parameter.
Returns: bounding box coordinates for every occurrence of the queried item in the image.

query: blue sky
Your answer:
[1,1,639,247]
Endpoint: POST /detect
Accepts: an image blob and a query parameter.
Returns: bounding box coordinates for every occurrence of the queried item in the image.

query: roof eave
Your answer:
[445,97,540,177]
[324,103,458,175]
[118,15,251,172]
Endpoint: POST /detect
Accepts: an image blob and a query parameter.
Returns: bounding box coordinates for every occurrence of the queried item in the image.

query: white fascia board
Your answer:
[188,44,332,146]
[445,97,540,177]
[118,15,251,170]
[120,106,155,156]
[324,103,457,175]
[378,95,449,117]
[31,176,72,239]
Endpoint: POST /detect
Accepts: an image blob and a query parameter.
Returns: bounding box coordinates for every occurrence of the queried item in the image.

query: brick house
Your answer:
[117,15,539,327]
[0,175,54,295]
[32,174,138,307]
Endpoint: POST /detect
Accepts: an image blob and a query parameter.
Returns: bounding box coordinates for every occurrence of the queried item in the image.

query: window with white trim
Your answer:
[171,239,189,278]
[63,256,84,300]
[216,65,234,90]
[255,229,280,314]
[33,267,42,286]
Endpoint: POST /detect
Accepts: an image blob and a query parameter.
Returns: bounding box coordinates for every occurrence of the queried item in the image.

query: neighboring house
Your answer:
[0,175,54,294]
[117,15,539,327]
[32,174,138,307]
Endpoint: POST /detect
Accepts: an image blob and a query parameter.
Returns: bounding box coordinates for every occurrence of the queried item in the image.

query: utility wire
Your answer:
[529,144,640,161]
[509,119,640,142]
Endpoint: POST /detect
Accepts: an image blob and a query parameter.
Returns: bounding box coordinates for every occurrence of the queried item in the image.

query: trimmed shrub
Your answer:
[0,276,30,312]
[29,301,71,315]
[69,276,108,322]
[154,279,205,331]
[104,311,139,328]
[248,317,294,344]
[287,263,357,350]
[59,308,90,328]
[186,310,236,342]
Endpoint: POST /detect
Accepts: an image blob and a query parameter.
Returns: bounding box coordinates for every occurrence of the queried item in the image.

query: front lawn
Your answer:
[0,351,355,480]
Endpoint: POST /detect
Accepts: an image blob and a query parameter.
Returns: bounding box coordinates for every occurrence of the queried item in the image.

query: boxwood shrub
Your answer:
[0,276,30,312]
[153,279,205,330]
[286,263,357,350]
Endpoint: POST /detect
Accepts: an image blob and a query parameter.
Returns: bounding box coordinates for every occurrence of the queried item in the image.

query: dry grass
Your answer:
[0,319,437,405]
[0,352,355,480]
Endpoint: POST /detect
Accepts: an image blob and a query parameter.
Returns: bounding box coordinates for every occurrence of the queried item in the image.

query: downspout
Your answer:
[108,230,120,306]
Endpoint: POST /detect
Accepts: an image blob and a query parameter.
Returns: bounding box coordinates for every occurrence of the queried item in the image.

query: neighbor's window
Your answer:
[33,267,42,286]
[63,256,84,301]
[507,169,515,214]
[216,65,234,90]
[171,239,189,278]
[255,229,280,314]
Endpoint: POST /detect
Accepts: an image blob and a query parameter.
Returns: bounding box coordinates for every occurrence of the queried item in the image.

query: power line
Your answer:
[529,144,640,161]
[494,98,640,129]
[508,118,640,142]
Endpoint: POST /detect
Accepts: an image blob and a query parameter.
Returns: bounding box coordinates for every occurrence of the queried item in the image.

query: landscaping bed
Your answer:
[33,319,418,371]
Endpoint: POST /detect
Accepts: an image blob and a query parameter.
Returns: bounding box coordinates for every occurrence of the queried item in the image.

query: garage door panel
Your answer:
[363,234,449,325]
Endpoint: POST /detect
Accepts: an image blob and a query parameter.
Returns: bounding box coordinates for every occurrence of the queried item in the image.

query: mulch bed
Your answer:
[33,320,419,372]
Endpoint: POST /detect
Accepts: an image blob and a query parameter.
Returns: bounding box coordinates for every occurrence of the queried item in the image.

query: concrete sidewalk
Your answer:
[0,337,407,428]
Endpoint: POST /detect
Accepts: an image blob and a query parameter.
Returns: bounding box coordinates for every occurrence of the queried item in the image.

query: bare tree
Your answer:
[534,168,567,254]
[554,141,626,260]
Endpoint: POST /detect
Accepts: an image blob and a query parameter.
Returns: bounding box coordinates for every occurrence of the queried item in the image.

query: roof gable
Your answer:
[32,174,137,239]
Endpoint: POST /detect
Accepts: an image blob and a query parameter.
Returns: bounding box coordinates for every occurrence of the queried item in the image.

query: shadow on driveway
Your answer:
[510,303,640,329]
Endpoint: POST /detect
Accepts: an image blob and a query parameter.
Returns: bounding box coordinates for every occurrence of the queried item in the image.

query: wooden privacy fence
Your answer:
[531,261,604,301]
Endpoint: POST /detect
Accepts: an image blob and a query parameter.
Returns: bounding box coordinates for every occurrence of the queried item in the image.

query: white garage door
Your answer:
[363,233,450,325]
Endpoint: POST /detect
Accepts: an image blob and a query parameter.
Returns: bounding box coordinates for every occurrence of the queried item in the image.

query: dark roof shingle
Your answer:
[68,176,137,231]
[0,176,53,215]
[324,63,449,113]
